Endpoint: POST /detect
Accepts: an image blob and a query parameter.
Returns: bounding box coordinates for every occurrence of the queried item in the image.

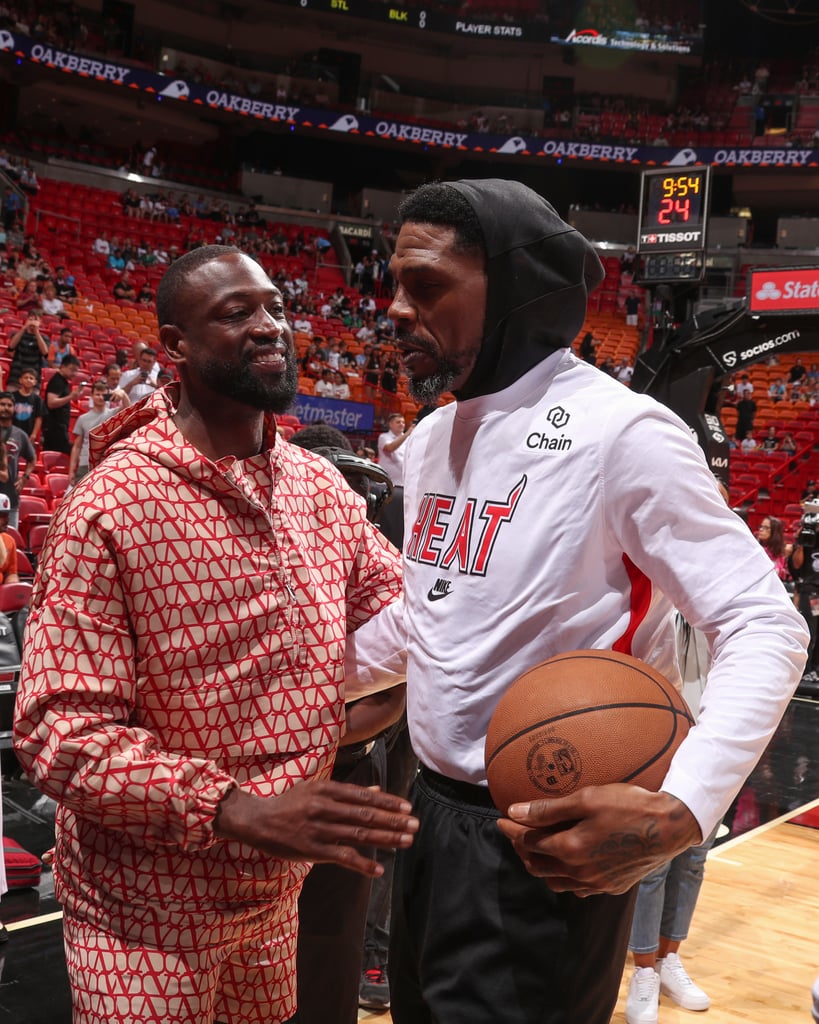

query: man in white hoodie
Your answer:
[345,179,808,1024]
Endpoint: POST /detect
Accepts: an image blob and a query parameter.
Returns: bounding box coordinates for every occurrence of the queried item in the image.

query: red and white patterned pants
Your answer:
[64,911,297,1024]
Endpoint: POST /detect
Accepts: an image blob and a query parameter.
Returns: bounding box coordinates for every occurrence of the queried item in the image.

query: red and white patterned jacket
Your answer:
[14,385,402,956]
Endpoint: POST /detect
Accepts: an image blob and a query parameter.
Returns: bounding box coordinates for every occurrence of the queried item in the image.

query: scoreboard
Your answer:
[636,167,711,283]
[637,168,711,254]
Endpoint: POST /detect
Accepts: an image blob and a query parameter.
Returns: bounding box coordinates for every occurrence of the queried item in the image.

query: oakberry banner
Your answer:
[1,31,814,171]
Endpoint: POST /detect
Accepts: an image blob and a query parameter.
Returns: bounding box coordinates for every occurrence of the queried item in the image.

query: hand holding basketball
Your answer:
[486,650,701,895]
[497,784,703,896]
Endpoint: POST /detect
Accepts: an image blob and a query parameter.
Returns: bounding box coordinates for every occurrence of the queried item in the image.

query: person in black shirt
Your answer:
[12,368,44,443]
[43,355,84,454]
[6,312,48,388]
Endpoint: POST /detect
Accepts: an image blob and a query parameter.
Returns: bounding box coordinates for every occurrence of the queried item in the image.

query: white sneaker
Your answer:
[625,967,660,1024]
[811,974,819,1024]
[657,952,711,1011]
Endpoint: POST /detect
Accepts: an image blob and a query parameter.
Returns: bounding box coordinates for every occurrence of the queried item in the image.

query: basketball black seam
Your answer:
[486,702,693,769]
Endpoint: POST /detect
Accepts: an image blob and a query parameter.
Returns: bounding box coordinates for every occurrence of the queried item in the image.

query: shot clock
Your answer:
[637,167,711,255]
[636,166,711,282]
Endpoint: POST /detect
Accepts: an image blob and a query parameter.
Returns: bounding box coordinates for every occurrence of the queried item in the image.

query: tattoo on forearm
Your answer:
[588,820,664,877]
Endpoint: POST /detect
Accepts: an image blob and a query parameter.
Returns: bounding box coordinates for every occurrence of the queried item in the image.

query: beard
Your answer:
[198,348,299,413]
[398,331,472,404]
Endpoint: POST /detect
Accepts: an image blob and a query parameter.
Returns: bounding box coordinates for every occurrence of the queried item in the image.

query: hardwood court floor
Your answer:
[359,801,819,1024]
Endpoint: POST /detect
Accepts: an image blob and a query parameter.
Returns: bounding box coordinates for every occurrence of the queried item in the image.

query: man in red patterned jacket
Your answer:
[14,246,416,1024]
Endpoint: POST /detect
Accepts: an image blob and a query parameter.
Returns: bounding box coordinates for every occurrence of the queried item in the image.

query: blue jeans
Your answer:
[628,825,719,954]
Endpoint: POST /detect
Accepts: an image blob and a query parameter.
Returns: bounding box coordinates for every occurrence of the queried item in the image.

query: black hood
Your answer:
[446,179,604,400]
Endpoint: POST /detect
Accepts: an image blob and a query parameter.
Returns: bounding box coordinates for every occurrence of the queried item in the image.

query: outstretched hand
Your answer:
[215,780,419,877]
[497,784,702,897]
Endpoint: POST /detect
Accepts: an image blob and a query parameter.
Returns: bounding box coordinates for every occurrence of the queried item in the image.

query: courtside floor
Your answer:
[1,699,817,1023]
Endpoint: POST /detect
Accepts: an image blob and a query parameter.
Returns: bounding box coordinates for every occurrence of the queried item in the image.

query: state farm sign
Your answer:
[748,266,819,314]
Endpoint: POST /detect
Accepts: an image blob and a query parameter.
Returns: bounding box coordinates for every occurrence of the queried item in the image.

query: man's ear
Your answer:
[160,324,184,367]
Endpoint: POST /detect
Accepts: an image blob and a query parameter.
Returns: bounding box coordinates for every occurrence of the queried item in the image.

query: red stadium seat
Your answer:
[45,474,70,503]
[0,582,33,612]
[40,451,70,473]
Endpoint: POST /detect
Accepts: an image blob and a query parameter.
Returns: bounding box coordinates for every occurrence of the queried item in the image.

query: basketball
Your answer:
[484,650,694,813]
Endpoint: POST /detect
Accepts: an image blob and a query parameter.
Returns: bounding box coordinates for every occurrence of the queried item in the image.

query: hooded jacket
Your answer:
[444,179,604,400]
[14,385,401,966]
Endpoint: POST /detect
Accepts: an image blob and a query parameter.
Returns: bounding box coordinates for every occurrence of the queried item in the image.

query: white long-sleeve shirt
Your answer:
[347,350,808,838]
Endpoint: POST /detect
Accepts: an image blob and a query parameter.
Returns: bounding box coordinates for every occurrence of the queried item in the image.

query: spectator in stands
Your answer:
[18,163,38,196]
[113,270,137,302]
[0,491,19,585]
[6,313,48,388]
[40,282,67,319]
[301,343,325,380]
[625,294,641,326]
[120,347,159,403]
[314,368,336,398]
[338,342,356,370]
[355,344,371,371]
[363,349,383,399]
[735,393,757,441]
[735,373,754,399]
[781,432,798,454]
[332,371,351,401]
[108,248,126,273]
[761,425,780,452]
[43,355,84,454]
[2,187,24,232]
[141,144,158,175]
[790,359,807,387]
[621,246,637,274]
[68,381,119,486]
[380,356,399,396]
[121,188,141,219]
[14,280,40,315]
[375,312,394,344]
[769,377,787,402]
[11,369,44,444]
[0,151,17,178]
[0,392,36,529]
[93,232,110,257]
[802,480,819,503]
[101,363,130,412]
[46,327,72,369]
[579,331,597,366]
[137,281,155,306]
[377,413,413,486]
[293,314,313,337]
[615,358,634,384]
[757,516,790,581]
[54,266,77,301]
[357,319,377,346]
[741,433,758,453]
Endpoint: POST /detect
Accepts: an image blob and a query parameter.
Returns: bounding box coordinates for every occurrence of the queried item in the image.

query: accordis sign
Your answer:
[748,266,819,314]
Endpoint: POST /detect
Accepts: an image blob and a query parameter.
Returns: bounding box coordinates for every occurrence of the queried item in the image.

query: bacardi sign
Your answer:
[748,266,819,315]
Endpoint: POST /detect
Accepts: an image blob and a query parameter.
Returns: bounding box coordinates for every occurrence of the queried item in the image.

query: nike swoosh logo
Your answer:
[427,588,452,601]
